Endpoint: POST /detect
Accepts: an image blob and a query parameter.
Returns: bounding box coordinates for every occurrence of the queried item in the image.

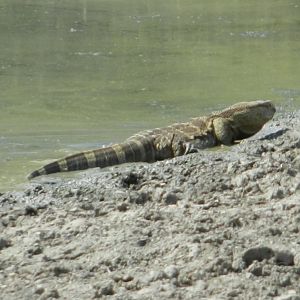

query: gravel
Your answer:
[1,109,300,299]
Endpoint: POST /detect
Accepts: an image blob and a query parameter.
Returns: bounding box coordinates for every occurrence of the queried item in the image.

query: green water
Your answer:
[1,0,300,192]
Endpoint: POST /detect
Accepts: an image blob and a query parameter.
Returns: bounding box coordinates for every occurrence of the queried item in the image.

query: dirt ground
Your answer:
[1,107,300,300]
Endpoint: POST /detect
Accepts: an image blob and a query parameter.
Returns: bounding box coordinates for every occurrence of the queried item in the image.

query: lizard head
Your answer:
[219,100,276,139]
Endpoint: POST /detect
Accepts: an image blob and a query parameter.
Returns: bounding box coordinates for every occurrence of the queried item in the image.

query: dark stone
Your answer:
[79,203,94,210]
[121,172,140,188]
[27,244,43,255]
[242,247,274,267]
[137,239,148,247]
[0,238,11,250]
[129,191,150,205]
[24,206,38,216]
[53,265,70,276]
[275,250,294,266]
[164,192,178,205]
[117,203,128,212]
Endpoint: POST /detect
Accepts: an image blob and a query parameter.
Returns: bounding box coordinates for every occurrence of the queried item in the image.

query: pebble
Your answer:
[164,192,178,205]
[34,285,45,295]
[163,265,179,279]
[143,270,165,283]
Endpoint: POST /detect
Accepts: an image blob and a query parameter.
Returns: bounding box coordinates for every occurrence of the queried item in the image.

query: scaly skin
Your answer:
[28,100,276,179]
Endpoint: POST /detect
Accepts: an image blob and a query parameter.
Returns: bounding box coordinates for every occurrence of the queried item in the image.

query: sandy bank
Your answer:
[1,109,300,299]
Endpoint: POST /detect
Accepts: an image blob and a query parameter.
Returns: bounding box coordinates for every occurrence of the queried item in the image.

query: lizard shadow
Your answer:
[257,128,288,141]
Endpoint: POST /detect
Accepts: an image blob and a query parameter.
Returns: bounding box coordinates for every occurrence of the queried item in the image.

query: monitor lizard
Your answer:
[28,100,275,179]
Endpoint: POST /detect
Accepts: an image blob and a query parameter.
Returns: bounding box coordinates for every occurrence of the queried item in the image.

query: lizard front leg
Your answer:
[212,117,236,146]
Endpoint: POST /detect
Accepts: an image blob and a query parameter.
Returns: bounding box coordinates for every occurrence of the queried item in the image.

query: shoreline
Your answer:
[1,110,300,299]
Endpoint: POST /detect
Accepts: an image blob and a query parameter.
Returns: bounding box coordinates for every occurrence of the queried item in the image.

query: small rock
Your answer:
[122,274,134,282]
[163,265,179,279]
[177,273,193,286]
[189,244,201,258]
[278,275,292,287]
[231,174,249,187]
[79,203,94,210]
[227,162,238,173]
[194,225,210,234]
[262,264,272,276]
[27,243,43,256]
[268,227,282,236]
[143,210,163,221]
[143,270,165,284]
[137,238,148,247]
[152,187,165,202]
[94,282,114,297]
[267,286,279,297]
[40,289,59,299]
[292,155,300,169]
[247,261,263,276]
[1,216,10,227]
[53,265,70,276]
[79,271,94,279]
[32,184,44,195]
[37,230,56,241]
[24,206,38,216]
[245,167,265,180]
[117,203,128,212]
[232,258,246,272]
[242,246,274,267]
[34,285,45,295]
[226,216,242,228]
[164,192,178,205]
[267,187,285,200]
[94,208,108,217]
[205,257,232,276]
[274,290,300,300]
[227,289,241,297]
[129,191,150,205]
[0,237,11,250]
[121,172,139,188]
[293,253,300,266]
[275,250,294,266]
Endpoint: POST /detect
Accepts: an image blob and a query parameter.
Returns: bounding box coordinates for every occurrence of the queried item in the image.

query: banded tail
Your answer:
[28,139,155,179]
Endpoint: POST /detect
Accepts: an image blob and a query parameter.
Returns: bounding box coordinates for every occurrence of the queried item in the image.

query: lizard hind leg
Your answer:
[184,141,201,155]
[212,117,235,146]
[183,134,217,155]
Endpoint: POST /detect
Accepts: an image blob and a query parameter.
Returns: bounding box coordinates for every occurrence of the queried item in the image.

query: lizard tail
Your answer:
[27,139,155,180]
